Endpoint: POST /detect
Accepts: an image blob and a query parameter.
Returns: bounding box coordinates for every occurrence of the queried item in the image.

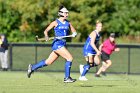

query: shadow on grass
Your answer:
[76,84,126,88]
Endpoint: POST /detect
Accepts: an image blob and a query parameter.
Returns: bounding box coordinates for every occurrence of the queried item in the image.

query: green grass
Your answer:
[0,71,140,93]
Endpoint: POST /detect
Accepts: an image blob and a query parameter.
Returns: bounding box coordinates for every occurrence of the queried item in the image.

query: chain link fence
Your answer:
[7,43,140,74]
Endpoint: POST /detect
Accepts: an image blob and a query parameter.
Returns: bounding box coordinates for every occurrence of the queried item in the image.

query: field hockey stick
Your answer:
[35,36,53,41]
[35,35,73,41]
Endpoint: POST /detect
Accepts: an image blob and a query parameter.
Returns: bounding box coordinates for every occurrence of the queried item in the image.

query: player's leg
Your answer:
[32,51,59,70]
[94,55,100,66]
[82,56,94,75]
[3,50,8,71]
[55,47,76,82]
[102,60,112,72]
[27,51,59,78]
[79,55,95,81]
[95,51,110,77]
[96,60,112,77]
[0,52,6,70]
[95,61,106,77]
[0,52,4,69]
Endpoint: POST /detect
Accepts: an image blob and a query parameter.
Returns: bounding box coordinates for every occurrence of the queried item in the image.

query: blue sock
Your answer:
[81,64,90,76]
[32,59,47,71]
[65,61,72,78]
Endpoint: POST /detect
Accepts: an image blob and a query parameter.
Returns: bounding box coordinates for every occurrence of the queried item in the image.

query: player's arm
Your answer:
[99,40,108,51]
[90,31,101,55]
[99,43,103,51]
[44,21,57,40]
[114,48,120,52]
[69,22,77,37]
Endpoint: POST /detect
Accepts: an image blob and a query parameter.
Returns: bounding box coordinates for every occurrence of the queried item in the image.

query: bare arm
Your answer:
[69,22,77,37]
[44,21,57,37]
[114,48,120,52]
[99,44,103,51]
[69,22,76,32]
[90,31,101,55]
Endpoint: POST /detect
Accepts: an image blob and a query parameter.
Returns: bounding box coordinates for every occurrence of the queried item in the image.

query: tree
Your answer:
[0,0,139,42]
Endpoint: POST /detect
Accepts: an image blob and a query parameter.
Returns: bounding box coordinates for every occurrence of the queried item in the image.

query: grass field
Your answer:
[0,71,139,93]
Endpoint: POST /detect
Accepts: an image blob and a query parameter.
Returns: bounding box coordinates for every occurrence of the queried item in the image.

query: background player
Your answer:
[27,5,77,83]
[79,20,102,81]
[95,33,120,77]
[0,34,9,71]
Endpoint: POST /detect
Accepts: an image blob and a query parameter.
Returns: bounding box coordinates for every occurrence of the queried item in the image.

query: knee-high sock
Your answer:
[32,59,47,71]
[65,61,72,78]
[81,64,90,76]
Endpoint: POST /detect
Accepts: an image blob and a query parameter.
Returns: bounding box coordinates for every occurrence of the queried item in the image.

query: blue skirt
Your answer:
[83,44,96,57]
[52,39,66,51]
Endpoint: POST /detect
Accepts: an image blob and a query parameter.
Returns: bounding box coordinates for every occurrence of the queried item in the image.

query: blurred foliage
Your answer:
[0,0,140,42]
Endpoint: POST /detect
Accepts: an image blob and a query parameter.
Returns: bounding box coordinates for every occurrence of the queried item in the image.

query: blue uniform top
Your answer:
[52,19,70,50]
[83,30,100,56]
[54,19,70,37]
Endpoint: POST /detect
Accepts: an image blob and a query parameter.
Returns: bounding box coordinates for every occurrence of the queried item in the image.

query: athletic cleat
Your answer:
[102,72,107,76]
[27,64,33,78]
[79,76,88,81]
[64,77,76,83]
[79,64,84,75]
[95,74,101,77]
[69,77,77,82]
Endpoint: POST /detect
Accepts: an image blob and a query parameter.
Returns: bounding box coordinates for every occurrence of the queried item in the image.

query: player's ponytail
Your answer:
[96,20,102,24]
[96,20,102,26]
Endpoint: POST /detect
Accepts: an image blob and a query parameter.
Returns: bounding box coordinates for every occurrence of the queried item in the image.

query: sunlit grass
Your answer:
[0,71,139,93]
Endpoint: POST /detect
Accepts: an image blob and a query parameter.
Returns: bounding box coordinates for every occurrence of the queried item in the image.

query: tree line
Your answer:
[0,0,140,42]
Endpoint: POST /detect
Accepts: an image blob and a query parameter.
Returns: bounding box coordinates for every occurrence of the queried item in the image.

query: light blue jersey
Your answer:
[83,30,100,56]
[52,19,70,50]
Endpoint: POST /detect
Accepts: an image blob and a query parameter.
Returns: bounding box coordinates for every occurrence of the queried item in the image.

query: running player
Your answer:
[79,20,102,81]
[27,5,77,83]
[95,33,120,77]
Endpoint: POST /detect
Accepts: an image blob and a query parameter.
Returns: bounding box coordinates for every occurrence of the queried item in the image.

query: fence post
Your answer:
[128,47,130,74]
[35,46,37,64]
[9,43,13,70]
